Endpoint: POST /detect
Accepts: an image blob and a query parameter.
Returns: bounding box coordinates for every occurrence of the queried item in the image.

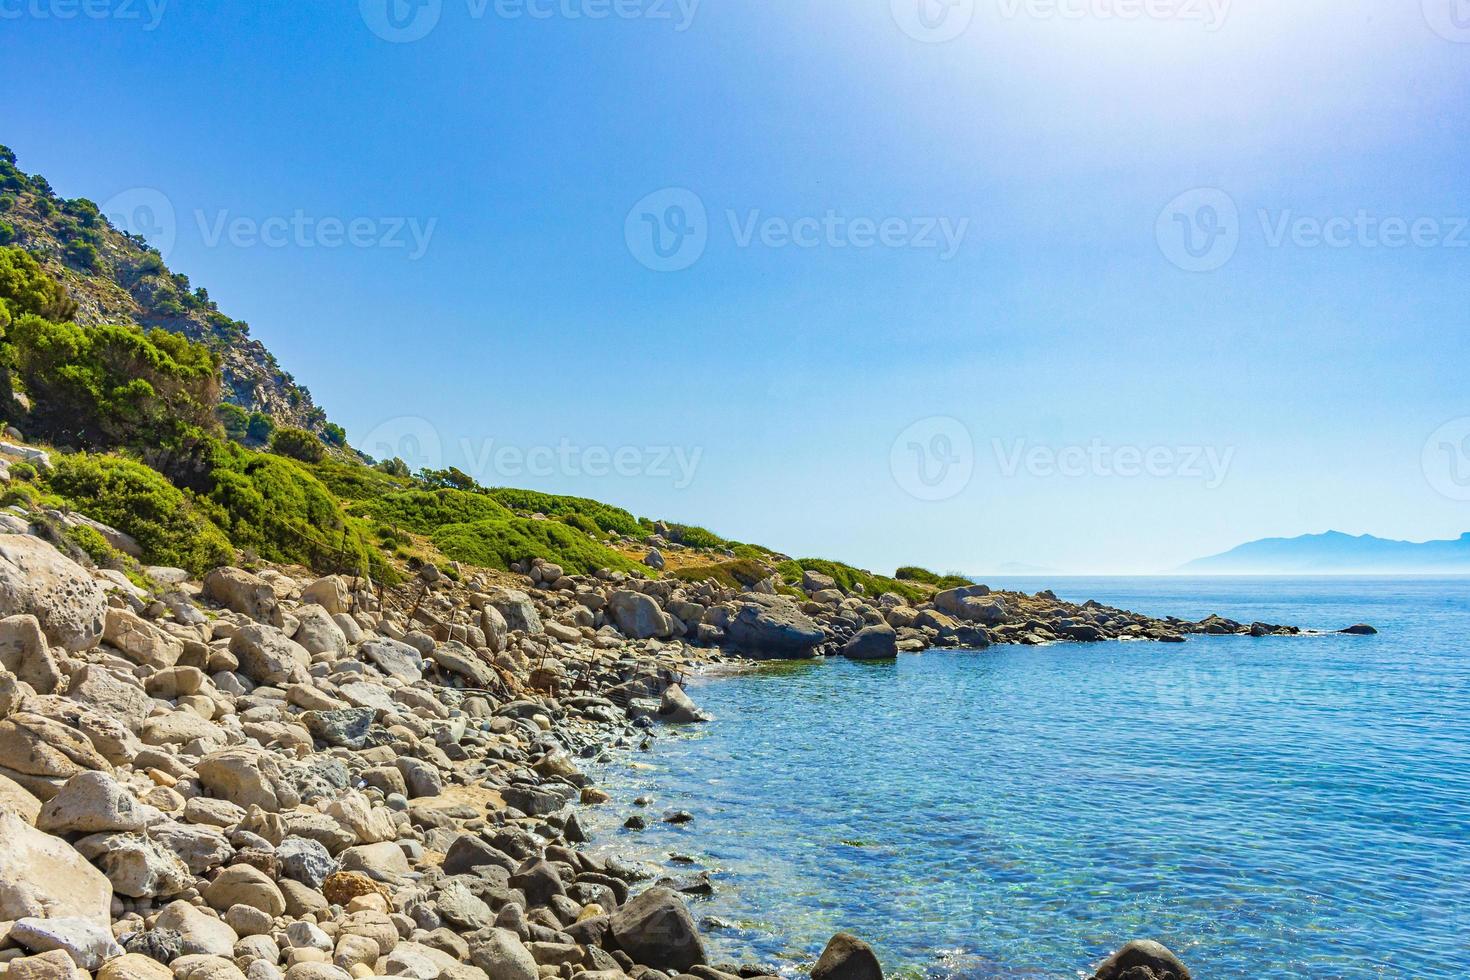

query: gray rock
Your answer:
[470,928,538,980]
[657,684,709,723]
[608,591,671,640]
[725,595,824,658]
[1092,941,1192,980]
[0,535,107,652]
[608,887,706,972]
[9,916,123,970]
[360,637,424,682]
[842,625,898,661]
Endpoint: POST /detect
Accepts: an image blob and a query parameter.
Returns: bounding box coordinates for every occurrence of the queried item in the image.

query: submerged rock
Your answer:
[1092,940,1192,980]
[811,932,884,980]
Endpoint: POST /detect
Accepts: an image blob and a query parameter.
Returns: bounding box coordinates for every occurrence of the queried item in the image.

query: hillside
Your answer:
[0,145,328,433]
[1182,531,1470,574]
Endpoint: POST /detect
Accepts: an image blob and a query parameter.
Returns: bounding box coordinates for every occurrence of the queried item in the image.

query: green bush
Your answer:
[308,457,413,501]
[667,523,729,550]
[0,246,76,325]
[485,487,646,538]
[63,239,100,272]
[431,516,643,576]
[63,523,117,567]
[6,314,220,450]
[781,558,927,604]
[242,412,273,444]
[322,422,347,447]
[360,488,512,535]
[269,426,325,463]
[672,559,771,591]
[46,453,234,574]
[188,439,386,578]
[896,566,972,590]
[216,403,250,441]
[0,221,14,245]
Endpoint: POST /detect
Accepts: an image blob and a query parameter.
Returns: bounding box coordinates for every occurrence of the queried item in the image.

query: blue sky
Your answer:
[5,0,1469,573]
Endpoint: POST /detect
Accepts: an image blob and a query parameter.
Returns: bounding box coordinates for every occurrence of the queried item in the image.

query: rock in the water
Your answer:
[725,595,824,658]
[811,932,883,980]
[0,808,113,923]
[1092,940,1192,980]
[657,684,710,723]
[1340,623,1378,635]
[0,535,107,652]
[843,625,898,661]
[608,886,706,972]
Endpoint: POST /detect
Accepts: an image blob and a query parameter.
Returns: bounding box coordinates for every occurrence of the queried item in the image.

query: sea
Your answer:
[581,577,1470,979]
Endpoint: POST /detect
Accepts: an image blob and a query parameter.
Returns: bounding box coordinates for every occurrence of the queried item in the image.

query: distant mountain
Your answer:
[1182,531,1470,574]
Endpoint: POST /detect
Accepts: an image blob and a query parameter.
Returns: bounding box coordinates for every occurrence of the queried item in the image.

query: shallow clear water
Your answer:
[584,578,1470,979]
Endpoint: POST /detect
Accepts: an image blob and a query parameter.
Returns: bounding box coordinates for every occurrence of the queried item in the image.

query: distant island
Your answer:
[1182,531,1470,574]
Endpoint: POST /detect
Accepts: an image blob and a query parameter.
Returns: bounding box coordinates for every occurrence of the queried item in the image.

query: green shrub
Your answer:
[359,488,512,535]
[376,457,410,478]
[63,239,100,271]
[216,403,250,441]
[0,246,77,325]
[667,524,728,550]
[7,314,220,450]
[9,460,38,482]
[0,221,14,245]
[783,558,927,604]
[245,412,274,443]
[486,487,646,538]
[672,559,771,591]
[431,516,643,576]
[269,426,325,463]
[63,523,117,567]
[309,457,413,501]
[188,439,389,579]
[322,422,347,447]
[896,566,972,590]
[46,453,234,574]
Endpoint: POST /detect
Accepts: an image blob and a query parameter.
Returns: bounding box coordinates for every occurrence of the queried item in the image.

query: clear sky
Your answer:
[5,0,1468,573]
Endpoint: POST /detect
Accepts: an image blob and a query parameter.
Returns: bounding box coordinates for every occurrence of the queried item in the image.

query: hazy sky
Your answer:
[6,0,1469,573]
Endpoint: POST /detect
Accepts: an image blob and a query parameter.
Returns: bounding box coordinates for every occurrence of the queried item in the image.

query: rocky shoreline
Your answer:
[0,518,1356,980]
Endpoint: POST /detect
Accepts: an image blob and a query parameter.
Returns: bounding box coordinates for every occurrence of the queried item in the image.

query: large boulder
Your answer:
[359,637,423,682]
[725,595,824,658]
[0,713,112,801]
[608,591,672,640]
[657,684,709,724]
[102,607,183,669]
[38,771,158,834]
[293,605,349,658]
[0,808,113,923]
[202,567,282,626]
[608,887,705,972]
[0,770,43,823]
[8,916,123,971]
[73,832,191,898]
[811,933,883,980]
[197,747,300,812]
[843,625,898,661]
[0,535,107,652]
[490,590,543,635]
[300,575,351,615]
[0,614,62,693]
[934,586,1006,625]
[470,928,538,980]
[1092,941,1192,980]
[229,623,311,686]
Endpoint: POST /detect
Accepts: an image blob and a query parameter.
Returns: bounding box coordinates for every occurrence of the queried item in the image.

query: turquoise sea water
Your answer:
[584,578,1470,979]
